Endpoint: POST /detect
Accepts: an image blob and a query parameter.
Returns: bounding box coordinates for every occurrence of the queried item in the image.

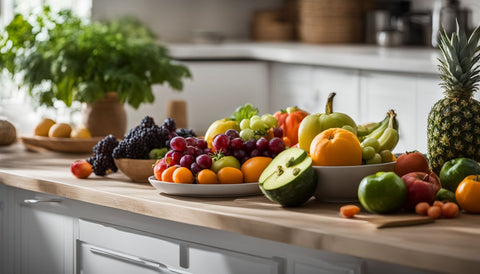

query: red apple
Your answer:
[401,171,441,210]
[71,160,92,179]
[153,158,168,180]
[394,151,431,177]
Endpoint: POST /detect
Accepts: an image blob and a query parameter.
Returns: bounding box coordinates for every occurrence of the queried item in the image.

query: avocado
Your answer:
[259,148,317,207]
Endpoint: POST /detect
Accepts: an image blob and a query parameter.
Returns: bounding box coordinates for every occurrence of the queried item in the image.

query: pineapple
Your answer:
[427,24,480,174]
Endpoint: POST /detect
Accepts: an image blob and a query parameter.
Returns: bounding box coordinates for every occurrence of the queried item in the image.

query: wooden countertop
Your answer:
[1,144,479,273]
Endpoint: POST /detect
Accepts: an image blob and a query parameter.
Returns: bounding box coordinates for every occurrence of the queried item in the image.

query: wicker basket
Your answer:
[296,0,367,43]
[252,8,294,41]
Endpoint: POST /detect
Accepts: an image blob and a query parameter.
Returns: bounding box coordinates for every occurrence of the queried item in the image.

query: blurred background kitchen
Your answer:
[1,0,480,153]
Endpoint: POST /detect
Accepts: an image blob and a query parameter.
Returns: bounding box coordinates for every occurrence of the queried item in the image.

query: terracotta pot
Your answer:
[81,92,127,138]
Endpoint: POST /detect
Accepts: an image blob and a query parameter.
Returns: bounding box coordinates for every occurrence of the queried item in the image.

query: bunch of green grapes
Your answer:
[239,114,278,140]
[361,137,395,165]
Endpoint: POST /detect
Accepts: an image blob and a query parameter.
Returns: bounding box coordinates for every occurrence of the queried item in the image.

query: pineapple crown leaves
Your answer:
[438,21,480,99]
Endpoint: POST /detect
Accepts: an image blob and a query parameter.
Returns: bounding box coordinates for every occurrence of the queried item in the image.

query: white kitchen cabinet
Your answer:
[13,189,75,274]
[77,219,183,274]
[270,63,316,113]
[187,244,280,274]
[126,61,269,135]
[359,71,418,153]
[313,66,361,122]
[415,75,443,154]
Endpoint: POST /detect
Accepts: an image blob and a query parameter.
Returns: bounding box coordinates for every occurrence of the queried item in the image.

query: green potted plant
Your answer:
[0,7,191,137]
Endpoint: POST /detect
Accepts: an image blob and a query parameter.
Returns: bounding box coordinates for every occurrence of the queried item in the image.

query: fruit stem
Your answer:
[286,157,294,167]
[387,110,396,129]
[423,173,430,181]
[325,92,336,114]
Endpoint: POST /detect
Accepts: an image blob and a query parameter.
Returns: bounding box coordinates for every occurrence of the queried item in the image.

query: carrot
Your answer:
[340,205,360,218]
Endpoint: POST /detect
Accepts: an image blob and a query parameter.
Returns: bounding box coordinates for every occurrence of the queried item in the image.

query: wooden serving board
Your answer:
[354,214,434,228]
[20,136,102,154]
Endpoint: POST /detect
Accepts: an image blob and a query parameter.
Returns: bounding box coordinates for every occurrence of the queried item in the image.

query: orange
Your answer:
[217,167,243,184]
[196,169,218,184]
[161,166,177,182]
[172,167,194,184]
[241,157,272,183]
[310,128,362,166]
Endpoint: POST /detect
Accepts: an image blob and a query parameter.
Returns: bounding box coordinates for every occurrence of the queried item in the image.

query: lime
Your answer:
[358,171,407,213]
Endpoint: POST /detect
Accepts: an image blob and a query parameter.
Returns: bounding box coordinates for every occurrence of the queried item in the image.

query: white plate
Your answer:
[148,176,262,197]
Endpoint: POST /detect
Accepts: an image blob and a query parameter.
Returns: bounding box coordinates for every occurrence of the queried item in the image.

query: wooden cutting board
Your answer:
[354,214,434,229]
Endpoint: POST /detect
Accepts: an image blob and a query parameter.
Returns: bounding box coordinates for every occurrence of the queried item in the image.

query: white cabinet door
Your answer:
[313,66,361,122]
[14,190,75,274]
[416,75,443,154]
[187,244,280,274]
[126,61,269,135]
[360,72,418,153]
[270,63,316,113]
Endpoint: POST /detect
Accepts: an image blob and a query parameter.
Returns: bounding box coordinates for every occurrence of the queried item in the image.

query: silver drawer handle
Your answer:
[23,198,62,204]
[90,246,189,274]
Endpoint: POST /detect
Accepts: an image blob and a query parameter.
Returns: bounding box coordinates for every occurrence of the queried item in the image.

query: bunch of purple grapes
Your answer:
[212,129,285,164]
[165,136,213,175]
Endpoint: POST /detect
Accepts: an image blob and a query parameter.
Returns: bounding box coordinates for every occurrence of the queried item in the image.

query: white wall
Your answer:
[91,0,283,43]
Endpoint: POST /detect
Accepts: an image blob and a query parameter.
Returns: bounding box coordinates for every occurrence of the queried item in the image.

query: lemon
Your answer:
[48,123,72,138]
[34,118,56,136]
[70,126,92,138]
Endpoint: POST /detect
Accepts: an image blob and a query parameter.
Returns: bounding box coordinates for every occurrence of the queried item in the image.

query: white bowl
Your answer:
[313,162,396,202]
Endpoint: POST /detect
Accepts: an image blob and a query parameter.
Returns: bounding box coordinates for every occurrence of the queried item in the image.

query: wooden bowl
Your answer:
[114,158,156,183]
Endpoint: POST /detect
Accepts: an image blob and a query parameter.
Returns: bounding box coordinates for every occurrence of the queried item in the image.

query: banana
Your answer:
[359,109,397,142]
[359,117,389,141]
[357,121,383,137]
[378,110,399,151]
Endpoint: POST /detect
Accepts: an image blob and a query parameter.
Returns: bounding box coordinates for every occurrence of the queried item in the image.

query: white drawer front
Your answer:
[187,245,280,274]
[78,219,181,269]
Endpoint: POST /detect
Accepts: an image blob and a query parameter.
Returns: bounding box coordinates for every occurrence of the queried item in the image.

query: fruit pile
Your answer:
[153,128,286,184]
[34,118,92,138]
[71,116,196,177]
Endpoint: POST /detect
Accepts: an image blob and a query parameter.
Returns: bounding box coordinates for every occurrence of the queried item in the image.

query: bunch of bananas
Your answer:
[357,110,399,164]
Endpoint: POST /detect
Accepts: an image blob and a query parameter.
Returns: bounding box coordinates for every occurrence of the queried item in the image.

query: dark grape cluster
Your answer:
[162,136,212,175]
[213,129,286,164]
[176,128,196,138]
[86,135,119,176]
[112,116,172,159]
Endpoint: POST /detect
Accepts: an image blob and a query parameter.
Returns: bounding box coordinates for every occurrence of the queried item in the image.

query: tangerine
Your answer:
[241,157,272,183]
[217,167,243,184]
[196,169,218,184]
[161,166,177,182]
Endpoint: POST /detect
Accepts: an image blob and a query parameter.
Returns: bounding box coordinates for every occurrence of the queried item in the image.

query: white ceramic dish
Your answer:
[148,176,262,197]
[313,162,396,202]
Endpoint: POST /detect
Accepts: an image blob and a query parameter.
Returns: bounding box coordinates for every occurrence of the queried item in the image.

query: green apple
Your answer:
[211,156,241,173]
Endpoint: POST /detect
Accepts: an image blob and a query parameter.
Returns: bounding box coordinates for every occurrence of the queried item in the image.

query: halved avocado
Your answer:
[259,148,317,207]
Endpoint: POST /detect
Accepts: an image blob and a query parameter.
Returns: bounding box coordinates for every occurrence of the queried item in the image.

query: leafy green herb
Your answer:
[0,7,191,109]
[230,103,258,123]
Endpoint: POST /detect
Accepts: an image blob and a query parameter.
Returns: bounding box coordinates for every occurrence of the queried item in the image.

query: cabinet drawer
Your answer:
[79,243,186,274]
[78,219,181,270]
[187,245,280,274]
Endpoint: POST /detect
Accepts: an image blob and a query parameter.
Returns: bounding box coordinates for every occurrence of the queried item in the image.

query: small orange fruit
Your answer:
[241,157,272,183]
[217,167,244,184]
[161,166,177,182]
[197,169,218,184]
[310,128,362,166]
[172,167,194,184]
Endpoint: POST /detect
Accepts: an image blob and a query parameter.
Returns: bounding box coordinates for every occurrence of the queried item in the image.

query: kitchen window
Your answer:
[1,0,91,27]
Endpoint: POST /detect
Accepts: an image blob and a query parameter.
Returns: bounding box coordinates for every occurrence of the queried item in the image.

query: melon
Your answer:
[0,120,17,146]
